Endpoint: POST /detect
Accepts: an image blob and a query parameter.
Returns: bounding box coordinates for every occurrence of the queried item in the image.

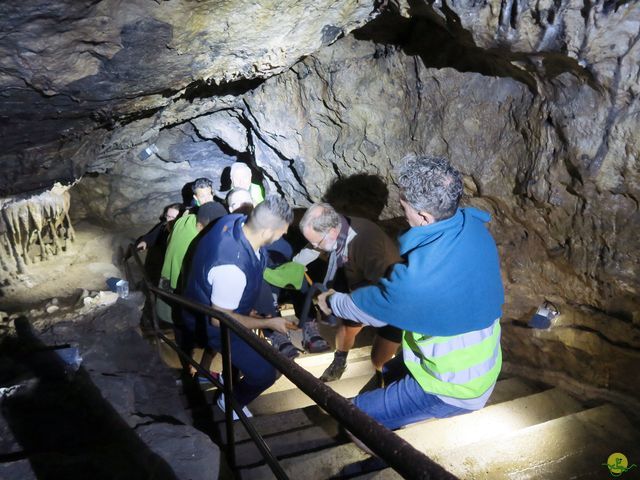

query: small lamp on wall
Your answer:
[138,143,158,161]
[529,301,559,329]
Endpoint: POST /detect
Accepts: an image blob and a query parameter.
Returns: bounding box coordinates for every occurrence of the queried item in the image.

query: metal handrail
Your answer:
[128,246,288,479]
[129,246,458,480]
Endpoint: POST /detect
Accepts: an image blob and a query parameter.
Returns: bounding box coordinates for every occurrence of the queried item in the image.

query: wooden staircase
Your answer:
[198,344,640,479]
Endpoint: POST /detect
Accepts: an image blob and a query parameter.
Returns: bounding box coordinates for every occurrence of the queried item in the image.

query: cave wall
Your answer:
[1,1,639,403]
[0,0,377,195]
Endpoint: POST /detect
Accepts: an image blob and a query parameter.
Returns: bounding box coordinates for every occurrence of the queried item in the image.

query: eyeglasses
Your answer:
[310,231,329,249]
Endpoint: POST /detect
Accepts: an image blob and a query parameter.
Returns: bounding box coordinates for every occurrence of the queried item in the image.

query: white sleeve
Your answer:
[329,292,388,327]
[292,247,321,266]
[207,265,247,310]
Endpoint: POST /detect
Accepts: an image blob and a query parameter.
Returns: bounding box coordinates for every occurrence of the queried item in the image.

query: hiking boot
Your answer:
[268,331,301,360]
[319,356,347,382]
[302,320,330,353]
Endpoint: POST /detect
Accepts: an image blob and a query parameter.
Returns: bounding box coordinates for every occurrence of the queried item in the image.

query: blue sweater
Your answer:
[351,207,504,336]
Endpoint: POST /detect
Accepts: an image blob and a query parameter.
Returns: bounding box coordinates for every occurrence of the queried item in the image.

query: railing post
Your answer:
[127,245,457,480]
[219,322,236,469]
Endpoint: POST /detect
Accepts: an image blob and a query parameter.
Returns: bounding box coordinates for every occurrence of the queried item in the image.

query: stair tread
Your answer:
[230,377,539,462]
[359,404,640,479]
[260,355,376,395]
[438,403,640,479]
[240,385,578,479]
[393,386,583,451]
[243,373,379,416]
[292,345,373,368]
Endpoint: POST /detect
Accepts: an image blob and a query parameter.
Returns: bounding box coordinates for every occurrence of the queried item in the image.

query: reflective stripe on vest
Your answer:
[403,318,502,399]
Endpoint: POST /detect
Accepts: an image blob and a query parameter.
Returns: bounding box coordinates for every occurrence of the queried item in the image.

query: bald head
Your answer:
[299,203,340,235]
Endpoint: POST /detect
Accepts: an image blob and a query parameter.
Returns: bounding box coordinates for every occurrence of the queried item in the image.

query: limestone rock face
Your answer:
[0,294,219,479]
[0,0,378,195]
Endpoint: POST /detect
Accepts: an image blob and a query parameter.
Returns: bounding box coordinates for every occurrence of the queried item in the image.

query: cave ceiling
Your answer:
[0,0,376,194]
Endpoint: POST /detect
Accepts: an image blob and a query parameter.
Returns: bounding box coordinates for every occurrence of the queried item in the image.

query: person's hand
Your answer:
[317,289,336,316]
[267,316,290,334]
[137,241,147,251]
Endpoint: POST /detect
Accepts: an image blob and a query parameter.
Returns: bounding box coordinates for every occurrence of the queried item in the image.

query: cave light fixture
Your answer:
[529,300,559,329]
[138,143,159,160]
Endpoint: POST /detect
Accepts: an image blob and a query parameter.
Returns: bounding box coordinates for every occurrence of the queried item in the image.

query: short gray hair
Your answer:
[226,188,253,212]
[230,162,251,178]
[247,194,293,230]
[299,203,340,234]
[396,154,463,221]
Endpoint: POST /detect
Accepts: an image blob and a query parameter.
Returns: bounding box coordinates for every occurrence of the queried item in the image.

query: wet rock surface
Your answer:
[0,293,219,479]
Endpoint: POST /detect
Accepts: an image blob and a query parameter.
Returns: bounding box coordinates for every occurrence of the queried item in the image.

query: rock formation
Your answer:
[1,184,74,274]
[0,293,219,479]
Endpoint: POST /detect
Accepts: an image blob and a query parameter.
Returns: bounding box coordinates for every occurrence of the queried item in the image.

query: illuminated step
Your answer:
[436,404,640,480]
[261,355,375,395]
[240,385,574,479]
[292,345,373,369]
[245,374,380,417]
[231,377,538,467]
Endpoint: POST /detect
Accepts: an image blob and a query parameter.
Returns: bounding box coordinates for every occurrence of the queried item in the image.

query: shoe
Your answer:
[269,331,302,360]
[216,392,253,421]
[196,371,221,385]
[302,320,330,353]
[319,356,347,382]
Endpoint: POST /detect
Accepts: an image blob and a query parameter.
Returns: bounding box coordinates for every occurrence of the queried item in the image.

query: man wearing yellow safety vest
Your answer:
[318,154,504,430]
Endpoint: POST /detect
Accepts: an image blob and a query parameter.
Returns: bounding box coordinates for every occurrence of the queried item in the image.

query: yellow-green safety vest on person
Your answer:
[403,318,501,400]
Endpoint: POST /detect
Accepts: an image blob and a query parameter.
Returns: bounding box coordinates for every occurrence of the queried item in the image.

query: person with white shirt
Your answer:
[182,195,294,415]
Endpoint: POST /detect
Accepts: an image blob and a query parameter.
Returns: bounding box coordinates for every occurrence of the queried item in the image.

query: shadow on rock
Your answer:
[0,317,178,480]
[323,174,389,221]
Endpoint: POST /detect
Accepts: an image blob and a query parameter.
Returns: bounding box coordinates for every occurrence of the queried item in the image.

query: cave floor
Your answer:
[0,221,138,314]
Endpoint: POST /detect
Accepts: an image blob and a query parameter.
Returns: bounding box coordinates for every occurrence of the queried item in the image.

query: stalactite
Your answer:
[0,185,74,274]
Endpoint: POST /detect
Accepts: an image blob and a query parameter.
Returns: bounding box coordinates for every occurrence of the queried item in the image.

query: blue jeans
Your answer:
[182,312,278,407]
[353,356,471,430]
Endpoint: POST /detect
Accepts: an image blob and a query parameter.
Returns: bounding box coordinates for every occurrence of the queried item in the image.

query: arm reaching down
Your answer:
[209,308,292,333]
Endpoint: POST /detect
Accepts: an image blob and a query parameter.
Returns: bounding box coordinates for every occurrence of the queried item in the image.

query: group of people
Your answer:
[136,154,504,434]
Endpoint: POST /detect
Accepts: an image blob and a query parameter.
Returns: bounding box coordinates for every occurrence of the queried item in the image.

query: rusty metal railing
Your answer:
[128,245,457,480]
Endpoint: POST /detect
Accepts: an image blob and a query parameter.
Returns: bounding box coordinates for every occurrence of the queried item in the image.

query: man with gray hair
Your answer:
[229,162,265,205]
[226,188,254,215]
[318,155,504,430]
[182,195,295,417]
[298,203,403,382]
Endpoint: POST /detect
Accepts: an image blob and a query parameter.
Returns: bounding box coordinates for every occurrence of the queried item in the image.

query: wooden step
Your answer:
[240,386,579,479]
[255,353,376,396]
[231,377,539,467]
[292,346,373,369]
